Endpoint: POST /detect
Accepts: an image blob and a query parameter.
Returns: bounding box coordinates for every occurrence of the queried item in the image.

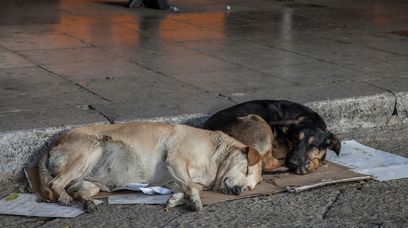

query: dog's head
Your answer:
[271,118,341,175]
[214,146,263,195]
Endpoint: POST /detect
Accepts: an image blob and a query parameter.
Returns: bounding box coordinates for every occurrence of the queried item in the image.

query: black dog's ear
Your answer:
[326,132,341,156]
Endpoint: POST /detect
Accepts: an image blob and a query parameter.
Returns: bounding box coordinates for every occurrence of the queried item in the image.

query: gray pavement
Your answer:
[1,0,407,131]
[0,0,408,227]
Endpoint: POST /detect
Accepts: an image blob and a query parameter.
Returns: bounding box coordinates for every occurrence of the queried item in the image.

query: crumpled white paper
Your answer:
[113,183,172,195]
[0,193,103,218]
[109,183,172,205]
[327,140,408,181]
[108,193,170,205]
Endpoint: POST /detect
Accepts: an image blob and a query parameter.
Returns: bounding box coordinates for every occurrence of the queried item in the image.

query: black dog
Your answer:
[203,100,341,175]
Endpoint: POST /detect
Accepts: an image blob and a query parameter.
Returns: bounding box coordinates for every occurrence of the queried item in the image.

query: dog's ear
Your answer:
[244,146,262,166]
[269,117,303,134]
[326,132,341,156]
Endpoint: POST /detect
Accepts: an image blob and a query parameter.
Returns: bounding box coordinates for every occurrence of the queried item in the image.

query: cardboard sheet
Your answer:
[24,162,368,204]
[326,140,408,181]
[14,161,368,217]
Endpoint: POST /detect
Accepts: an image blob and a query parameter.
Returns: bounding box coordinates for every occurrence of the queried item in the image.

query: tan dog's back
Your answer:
[226,114,283,171]
[228,114,272,156]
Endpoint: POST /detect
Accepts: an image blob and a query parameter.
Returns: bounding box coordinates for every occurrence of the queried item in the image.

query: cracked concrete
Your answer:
[321,190,343,220]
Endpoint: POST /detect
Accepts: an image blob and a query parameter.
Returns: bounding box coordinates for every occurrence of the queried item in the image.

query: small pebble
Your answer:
[170,6,179,12]
[226,5,231,10]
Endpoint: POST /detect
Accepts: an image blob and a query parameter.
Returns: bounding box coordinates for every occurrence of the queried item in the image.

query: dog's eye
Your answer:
[308,143,317,148]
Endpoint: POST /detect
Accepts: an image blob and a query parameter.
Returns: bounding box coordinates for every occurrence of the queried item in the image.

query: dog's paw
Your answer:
[187,199,203,211]
[83,200,98,213]
[165,192,185,210]
[58,194,73,206]
[295,159,320,175]
[165,201,175,211]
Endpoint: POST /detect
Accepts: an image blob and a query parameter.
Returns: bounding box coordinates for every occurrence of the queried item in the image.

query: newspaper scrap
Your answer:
[327,140,408,181]
[109,183,172,205]
[108,193,171,205]
[0,193,103,218]
[113,183,172,195]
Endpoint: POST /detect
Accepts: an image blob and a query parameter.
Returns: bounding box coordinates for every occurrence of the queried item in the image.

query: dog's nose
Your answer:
[232,186,242,195]
[304,160,311,170]
[289,163,298,171]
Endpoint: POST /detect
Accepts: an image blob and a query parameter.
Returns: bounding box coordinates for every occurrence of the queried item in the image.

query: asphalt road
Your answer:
[1,124,407,228]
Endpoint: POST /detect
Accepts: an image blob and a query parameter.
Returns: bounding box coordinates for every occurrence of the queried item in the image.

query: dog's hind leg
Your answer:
[165,161,203,211]
[185,187,202,211]
[165,192,186,210]
[68,181,100,213]
[49,177,73,206]
[48,138,103,206]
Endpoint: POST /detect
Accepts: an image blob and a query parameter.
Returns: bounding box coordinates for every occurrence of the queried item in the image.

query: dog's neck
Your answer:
[211,132,243,165]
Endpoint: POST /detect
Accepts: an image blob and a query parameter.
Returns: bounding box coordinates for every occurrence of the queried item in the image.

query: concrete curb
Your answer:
[1,92,407,191]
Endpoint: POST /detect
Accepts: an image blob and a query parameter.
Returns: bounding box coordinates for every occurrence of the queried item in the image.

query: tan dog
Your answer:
[38,122,263,212]
[221,114,285,171]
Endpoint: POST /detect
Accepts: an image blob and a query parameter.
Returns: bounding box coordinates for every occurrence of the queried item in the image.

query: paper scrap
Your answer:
[0,193,103,218]
[113,183,172,195]
[108,193,171,205]
[327,140,408,181]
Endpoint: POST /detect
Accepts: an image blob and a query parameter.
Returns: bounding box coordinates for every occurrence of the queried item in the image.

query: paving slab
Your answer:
[0,107,106,133]
[17,47,122,66]
[0,67,109,131]
[0,67,109,110]
[228,81,387,104]
[255,34,408,75]
[180,39,318,69]
[0,32,89,51]
[0,48,34,69]
[364,76,408,93]
[318,30,408,57]
[169,67,296,95]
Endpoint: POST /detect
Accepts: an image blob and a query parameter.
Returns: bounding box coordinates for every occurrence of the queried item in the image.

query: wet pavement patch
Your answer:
[286,3,328,8]
[389,30,408,37]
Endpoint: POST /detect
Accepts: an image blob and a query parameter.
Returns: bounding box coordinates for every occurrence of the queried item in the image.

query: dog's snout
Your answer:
[232,186,242,195]
[288,160,299,171]
[304,160,311,170]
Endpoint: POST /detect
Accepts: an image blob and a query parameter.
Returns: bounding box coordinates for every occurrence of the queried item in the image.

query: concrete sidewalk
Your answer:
[0,0,407,132]
[0,0,407,226]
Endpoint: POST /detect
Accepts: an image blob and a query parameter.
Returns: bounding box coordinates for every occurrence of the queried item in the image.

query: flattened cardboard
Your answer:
[201,178,283,205]
[269,162,368,188]
[25,162,370,206]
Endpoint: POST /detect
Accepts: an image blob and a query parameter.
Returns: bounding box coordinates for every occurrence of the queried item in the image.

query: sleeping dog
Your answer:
[204,100,341,175]
[217,114,282,171]
[39,122,263,212]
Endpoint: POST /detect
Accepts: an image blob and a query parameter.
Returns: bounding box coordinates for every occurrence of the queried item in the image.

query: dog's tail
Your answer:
[38,149,56,202]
